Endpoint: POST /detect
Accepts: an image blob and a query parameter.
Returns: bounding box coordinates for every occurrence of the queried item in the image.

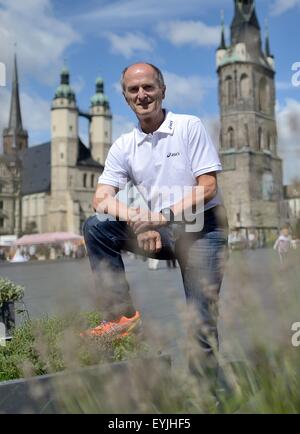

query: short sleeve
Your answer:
[97,140,129,190]
[187,119,222,178]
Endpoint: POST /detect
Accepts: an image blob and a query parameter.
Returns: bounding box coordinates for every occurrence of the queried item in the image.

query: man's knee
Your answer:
[82,215,98,240]
[83,214,125,244]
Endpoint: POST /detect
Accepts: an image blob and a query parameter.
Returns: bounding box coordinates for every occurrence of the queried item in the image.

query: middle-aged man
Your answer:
[83,62,228,382]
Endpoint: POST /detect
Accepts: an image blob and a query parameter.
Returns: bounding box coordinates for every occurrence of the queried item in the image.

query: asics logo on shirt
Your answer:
[167,152,180,158]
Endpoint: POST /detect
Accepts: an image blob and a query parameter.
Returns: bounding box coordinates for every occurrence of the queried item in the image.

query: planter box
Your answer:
[0,301,15,338]
[0,355,171,414]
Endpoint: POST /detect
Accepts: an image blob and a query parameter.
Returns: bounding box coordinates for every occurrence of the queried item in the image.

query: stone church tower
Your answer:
[216,0,284,245]
[3,54,28,156]
[89,77,112,165]
[1,54,28,236]
[48,66,79,232]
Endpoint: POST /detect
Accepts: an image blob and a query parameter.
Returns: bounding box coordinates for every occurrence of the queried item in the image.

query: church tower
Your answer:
[1,54,27,236]
[3,54,28,156]
[89,77,112,165]
[216,0,283,244]
[49,66,78,231]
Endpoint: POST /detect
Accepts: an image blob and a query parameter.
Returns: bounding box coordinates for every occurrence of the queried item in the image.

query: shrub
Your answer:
[0,278,24,307]
[0,312,146,382]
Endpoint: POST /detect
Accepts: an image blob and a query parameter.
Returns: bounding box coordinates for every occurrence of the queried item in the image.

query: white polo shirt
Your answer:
[98,110,223,212]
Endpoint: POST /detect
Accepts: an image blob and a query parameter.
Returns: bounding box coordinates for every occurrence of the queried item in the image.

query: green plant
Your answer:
[0,278,24,307]
[0,312,146,382]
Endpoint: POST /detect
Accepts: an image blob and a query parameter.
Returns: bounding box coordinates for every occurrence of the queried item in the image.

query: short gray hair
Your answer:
[120,63,165,92]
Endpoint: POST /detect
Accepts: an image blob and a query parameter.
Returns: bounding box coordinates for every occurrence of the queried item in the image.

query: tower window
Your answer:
[244,124,250,147]
[83,173,87,188]
[228,127,234,149]
[262,172,274,200]
[69,126,73,131]
[60,153,64,159]
[259,77,269,113]
[0,218,3,228]
[91,174,95,188]
[258,127,263,150]
[240,74,249,99]
[267,133,271,151]
[225,76,233,106]
[0,201,3,210]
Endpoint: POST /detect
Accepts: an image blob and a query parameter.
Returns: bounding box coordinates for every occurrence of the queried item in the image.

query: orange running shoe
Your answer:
[80,311,141,338]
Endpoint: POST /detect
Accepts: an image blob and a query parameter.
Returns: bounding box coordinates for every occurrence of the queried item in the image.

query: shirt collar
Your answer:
[135,110,175,146]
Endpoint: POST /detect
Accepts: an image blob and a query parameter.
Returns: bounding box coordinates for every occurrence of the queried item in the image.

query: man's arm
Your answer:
[93,183,139,221]
[93,183,163,253]
[170,172,217,221]
[130,172,217,233]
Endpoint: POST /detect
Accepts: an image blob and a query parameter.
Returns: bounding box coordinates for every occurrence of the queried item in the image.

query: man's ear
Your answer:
[162,86,166,99]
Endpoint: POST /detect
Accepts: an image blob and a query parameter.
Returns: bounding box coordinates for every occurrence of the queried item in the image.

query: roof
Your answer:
[21,138,103,195]
[21,142,51,195]
[77,137,104,169]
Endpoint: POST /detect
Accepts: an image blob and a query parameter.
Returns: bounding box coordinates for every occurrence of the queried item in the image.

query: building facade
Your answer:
[216,0,285,245]
[1,58,112,235]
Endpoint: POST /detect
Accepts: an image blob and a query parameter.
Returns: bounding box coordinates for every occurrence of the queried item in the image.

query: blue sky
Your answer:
[0,0,300,183]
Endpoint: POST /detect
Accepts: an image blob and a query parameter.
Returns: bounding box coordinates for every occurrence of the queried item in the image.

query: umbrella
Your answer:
[14,232,83,246]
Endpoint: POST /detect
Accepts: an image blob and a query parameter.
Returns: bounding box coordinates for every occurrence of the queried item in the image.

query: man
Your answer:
[83,63,228,378]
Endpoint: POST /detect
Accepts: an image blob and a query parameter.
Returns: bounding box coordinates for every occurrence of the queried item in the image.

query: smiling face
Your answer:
[122,63,166,121]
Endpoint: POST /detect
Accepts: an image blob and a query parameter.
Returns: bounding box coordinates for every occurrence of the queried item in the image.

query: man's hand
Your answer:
[128,208,168,234]
[137,231,162,253]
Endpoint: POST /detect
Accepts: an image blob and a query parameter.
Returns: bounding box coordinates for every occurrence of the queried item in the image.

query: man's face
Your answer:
[122,64,165,119]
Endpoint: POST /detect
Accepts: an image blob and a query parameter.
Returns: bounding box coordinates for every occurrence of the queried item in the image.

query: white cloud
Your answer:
[271,0,300,15]
[0,0,80,85]
[105,32,154,59]
[77,0,224,30]
[276,98,300,183]
[21,92,50,134]
[157,20,221,47]
[163,71,207,110]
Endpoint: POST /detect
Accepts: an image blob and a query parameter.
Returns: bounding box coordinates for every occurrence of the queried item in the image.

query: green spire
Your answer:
[53,65,76,102]
[91,76,110,109]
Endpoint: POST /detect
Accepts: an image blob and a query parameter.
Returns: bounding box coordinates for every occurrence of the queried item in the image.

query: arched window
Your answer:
[259,77,269,112]
[244,124,250,147]
[225,76,233,106]
[240,74,249,99]
[91,174,95,188]
[258,127,263,150]
[267,132,271,151]
[228,127,234,149]
[262,172,274,200]
[83,173,87,188]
